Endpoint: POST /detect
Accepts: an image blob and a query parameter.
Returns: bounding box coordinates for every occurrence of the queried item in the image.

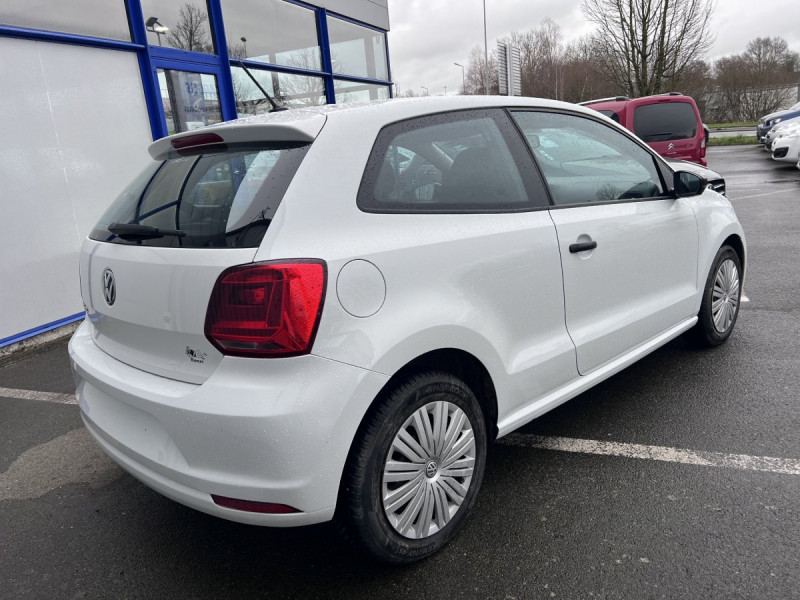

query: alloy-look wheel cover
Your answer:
[712,258,740,334]
[382,400,476,539]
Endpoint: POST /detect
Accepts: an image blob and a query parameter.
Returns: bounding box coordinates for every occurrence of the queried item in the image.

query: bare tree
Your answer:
[464,46,499,95]
[166,3,213,53]
[228,41,246,60]
[500,19,564,99]
[582,0,715,97]
[673,59,713,114]
[560,35,619,102]
[712,37,799,121]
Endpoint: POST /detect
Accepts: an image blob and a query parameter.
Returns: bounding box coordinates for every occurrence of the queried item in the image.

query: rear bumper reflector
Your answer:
[211,495,301,514]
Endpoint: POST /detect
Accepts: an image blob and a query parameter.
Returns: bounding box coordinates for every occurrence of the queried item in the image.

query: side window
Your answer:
[358,110,545,213]
[511,111,666,207]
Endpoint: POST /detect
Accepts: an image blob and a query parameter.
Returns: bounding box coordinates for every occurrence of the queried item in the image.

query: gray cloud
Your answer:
[388,0,800,96]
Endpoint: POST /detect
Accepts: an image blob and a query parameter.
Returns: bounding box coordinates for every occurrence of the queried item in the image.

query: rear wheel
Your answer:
[337,371,487,563]
[685,244,742,347]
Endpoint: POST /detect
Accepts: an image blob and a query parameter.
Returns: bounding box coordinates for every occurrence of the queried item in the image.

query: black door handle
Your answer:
[569,241,597,253]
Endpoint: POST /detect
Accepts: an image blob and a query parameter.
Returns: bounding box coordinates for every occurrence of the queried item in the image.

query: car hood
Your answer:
[762,108,791,123]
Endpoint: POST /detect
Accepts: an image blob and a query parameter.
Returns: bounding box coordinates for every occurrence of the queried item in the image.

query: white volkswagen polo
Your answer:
[69,97,745,563]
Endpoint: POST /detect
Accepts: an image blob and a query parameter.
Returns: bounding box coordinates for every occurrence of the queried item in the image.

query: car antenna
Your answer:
[236,60,289,112]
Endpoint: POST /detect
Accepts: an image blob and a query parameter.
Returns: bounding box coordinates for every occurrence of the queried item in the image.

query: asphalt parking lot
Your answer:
[1,145,798,599]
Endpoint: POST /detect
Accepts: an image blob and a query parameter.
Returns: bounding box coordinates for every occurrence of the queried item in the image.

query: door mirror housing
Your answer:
[674,170,707,197]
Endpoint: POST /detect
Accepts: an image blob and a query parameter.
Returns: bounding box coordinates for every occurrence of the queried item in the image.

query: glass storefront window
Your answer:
[140,0,215,54]
[231,67,326,114]
[157,69,222,135]
[327,17,388,80]
[222,0,321,71]
[333,80,390,103]
[0,0,130,40]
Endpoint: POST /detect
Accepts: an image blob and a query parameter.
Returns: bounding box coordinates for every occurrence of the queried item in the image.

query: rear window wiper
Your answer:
[108,222,186,240]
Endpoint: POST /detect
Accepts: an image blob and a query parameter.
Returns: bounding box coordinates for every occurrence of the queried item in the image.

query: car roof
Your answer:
[583,93,697,112]
[150,96,608,159]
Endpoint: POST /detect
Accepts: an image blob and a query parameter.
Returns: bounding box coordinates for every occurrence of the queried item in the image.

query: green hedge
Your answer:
[708,135,759,146]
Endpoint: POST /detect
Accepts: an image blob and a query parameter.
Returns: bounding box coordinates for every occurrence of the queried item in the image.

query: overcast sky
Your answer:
[387,0,800,97]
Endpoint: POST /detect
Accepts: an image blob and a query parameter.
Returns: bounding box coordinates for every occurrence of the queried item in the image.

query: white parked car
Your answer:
[770,124,800,163]
[763,115,800,150]
[69,97,746,563]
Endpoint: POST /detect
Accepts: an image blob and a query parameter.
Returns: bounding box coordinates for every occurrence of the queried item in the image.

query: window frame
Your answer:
[507,108,674,210]
[357,108,551,215]
[0,0,394,141]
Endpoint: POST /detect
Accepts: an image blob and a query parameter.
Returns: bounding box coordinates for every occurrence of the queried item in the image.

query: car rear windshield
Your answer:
[633,102,698,142]
[90,143,309,248]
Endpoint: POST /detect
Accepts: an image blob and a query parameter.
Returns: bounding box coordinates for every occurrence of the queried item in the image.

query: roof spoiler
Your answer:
[148,115,327,160]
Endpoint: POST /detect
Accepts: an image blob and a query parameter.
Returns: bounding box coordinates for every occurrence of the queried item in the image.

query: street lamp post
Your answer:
[240,36,248,58]
[454,63,465,94]
[145,16,169,46]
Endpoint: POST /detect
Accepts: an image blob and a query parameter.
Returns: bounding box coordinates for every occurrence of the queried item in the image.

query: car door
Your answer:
[510,110,699,375]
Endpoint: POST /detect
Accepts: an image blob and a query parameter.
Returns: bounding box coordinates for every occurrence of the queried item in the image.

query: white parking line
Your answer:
[4,387,796,476]
[0,387,76,404]
[730,188,799,201]
[500,434,800,476]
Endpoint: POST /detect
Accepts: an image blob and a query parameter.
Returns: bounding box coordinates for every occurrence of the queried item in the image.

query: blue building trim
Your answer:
[0,313,85,348]
[317,9,336,105]
[126,0,165,140]
[206,0,238,122]
[385,32,394,98]
[0,24,142,52]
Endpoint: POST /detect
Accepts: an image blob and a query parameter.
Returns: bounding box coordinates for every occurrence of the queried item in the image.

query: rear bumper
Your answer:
[69,321,389,526]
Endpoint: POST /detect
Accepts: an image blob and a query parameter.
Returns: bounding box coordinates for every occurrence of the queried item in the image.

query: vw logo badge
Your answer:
[425,460,438,479]
[102,268,116,306]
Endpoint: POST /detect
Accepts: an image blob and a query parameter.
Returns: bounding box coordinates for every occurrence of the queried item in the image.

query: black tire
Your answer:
[336,371,487,564]
[685,244,742,347]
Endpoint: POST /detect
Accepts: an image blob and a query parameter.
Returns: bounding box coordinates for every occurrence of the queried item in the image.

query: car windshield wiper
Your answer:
[108,222,186,240]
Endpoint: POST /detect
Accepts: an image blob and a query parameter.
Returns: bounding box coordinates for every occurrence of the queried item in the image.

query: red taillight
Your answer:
[211,495,300,514]
[205,261,327,358]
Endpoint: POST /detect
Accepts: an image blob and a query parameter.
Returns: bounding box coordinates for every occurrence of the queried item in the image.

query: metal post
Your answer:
[483,0,489,95]
[454,63,465,94]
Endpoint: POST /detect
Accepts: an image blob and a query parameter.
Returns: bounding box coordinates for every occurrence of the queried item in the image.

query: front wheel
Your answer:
[337,371,487,564]
[685,244,742,347]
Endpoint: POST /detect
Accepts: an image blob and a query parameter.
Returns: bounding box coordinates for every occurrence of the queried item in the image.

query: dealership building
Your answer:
[0,0,392,350]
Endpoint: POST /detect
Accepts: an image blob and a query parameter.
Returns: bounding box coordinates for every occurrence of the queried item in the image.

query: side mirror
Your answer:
[674,171,707,197]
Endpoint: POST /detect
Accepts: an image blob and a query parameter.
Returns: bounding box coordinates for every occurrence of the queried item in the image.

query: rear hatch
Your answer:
[631,100,703,163]
[81,114,324,384]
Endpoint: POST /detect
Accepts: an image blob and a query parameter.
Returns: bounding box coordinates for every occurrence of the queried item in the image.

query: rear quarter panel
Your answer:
[254,107,579,427]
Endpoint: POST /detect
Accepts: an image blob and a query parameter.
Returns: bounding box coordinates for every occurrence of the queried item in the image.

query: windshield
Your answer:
[90,143,309,248]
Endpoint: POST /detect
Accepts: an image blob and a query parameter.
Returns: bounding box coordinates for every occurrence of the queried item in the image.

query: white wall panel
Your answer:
[0,38,152,342]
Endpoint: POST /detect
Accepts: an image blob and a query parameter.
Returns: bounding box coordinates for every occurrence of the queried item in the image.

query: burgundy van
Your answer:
[582,94,708,166]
